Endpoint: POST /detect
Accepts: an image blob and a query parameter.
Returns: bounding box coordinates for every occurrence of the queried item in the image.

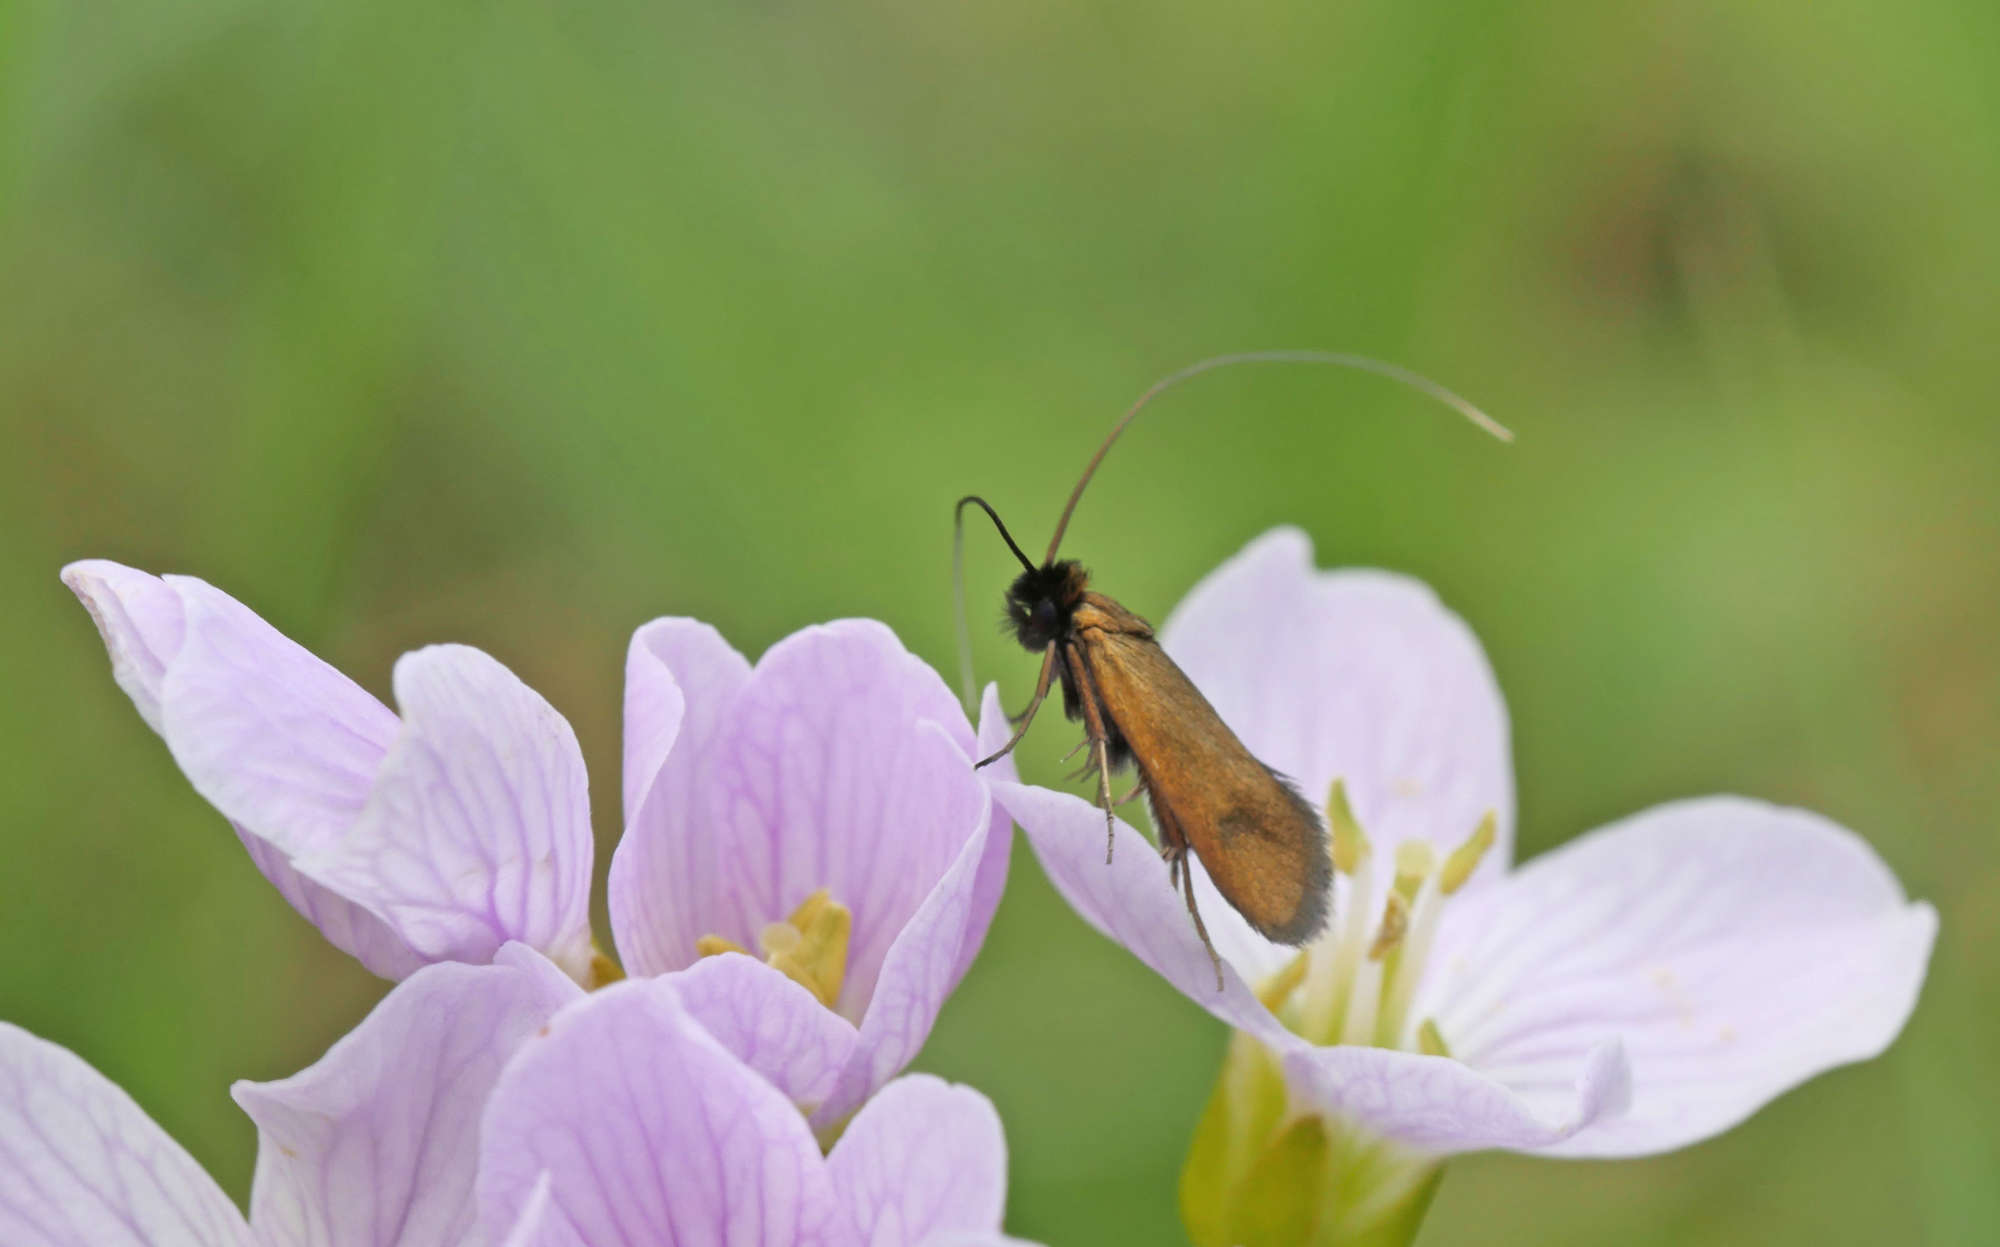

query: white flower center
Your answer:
[1262,779,1495,1055]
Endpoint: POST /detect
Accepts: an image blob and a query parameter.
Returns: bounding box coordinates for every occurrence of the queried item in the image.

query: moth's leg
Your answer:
[1158,813,1223,992]
[1064,755,1141,798]
[975,642,1058,769]
[1180,862,1224,992]
[1059,737,1089,764]
[1063,749,1099,784]
[1091,735,1116,862]
[1064,641,1119,863]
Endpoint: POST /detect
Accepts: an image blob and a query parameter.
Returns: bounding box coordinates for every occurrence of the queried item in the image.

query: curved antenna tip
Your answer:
[1042,349,1512,560]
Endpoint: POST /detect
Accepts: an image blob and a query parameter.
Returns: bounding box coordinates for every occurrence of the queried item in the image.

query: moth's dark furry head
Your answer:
[1004,559,1088,651]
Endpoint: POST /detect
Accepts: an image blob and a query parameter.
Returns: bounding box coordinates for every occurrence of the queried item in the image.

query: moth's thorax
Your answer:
[1004,559,1090,651]
[1070,591,1154,639]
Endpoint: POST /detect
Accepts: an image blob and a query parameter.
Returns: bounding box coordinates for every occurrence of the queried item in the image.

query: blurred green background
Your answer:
[3,0,1995,1241]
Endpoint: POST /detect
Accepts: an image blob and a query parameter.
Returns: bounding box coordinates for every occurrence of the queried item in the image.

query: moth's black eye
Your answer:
[1034,599,1057,631]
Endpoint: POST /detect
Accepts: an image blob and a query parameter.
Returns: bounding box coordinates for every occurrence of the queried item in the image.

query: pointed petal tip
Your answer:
[60,556,140,591]
[60,559,186,732]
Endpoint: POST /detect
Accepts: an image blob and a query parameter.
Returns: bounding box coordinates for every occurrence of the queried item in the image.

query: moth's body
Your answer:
[954,355,1501,986]
[989,559,1333,972]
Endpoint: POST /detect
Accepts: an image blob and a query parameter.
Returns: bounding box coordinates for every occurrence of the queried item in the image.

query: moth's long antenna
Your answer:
[1042,350,1514,564]
[954,495,1036,709]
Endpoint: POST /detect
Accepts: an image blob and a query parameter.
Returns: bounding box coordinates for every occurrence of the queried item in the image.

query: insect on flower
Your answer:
[953,351,1511,987]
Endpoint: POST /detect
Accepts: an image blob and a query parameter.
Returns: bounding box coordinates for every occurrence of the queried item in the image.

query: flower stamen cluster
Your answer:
[1277,780,1494,1055]
[697,887,855,1010]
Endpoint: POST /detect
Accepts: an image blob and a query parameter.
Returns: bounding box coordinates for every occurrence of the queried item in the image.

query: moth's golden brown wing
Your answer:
[1071,604,1331,945]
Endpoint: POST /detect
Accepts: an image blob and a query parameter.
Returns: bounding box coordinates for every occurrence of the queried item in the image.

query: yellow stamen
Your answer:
[696,935,750,958]
[1367,891,1410,960]
[1439,811,1496,895]
[1374,874,1442,1050]
[1327,778,1370,874]
[1417,1018,1451,1058]
[696,888,854,1011]
[587,946,626,989]
[764,889,852,1009]
[1366,841,1429,965]
[788,889,841,933]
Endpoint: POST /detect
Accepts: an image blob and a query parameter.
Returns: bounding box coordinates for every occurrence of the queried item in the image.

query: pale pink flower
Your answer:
[64,565,1014,1126]
[994,528,1935,1157]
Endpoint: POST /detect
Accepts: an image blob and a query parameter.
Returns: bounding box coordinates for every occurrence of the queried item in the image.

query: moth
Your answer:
[954,351,1509,987]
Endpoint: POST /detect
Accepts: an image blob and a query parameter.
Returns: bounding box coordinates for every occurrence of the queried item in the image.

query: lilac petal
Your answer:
[71,566,592,979]
[65,562,422,978]
[947,686,1019,989]
[969,683,1021,787]
[61,560,186,734]
[497,1175,554,1247]
[231,945,580,1247]
[293,646,596,978]
[608,619,753,978]
[1278,1036,1631,1154]
[988,779,1290,1047]
[159,574,400,854]
[668,954,859,1112]
[235,831,429,981]
[701,621,980,1014]
[476,979,847,1247]
[813,726,998,1128]
[1420,797,1936,1158]
[995,773,1636,1154]
[826,1075,1007,1247]
[0,1023,253,1247]
[1158,527,1514,881]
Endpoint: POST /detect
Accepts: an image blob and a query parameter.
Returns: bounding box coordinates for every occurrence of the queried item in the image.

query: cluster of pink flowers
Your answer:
[16,562,1024,1246]
[2,532,1933,1245]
